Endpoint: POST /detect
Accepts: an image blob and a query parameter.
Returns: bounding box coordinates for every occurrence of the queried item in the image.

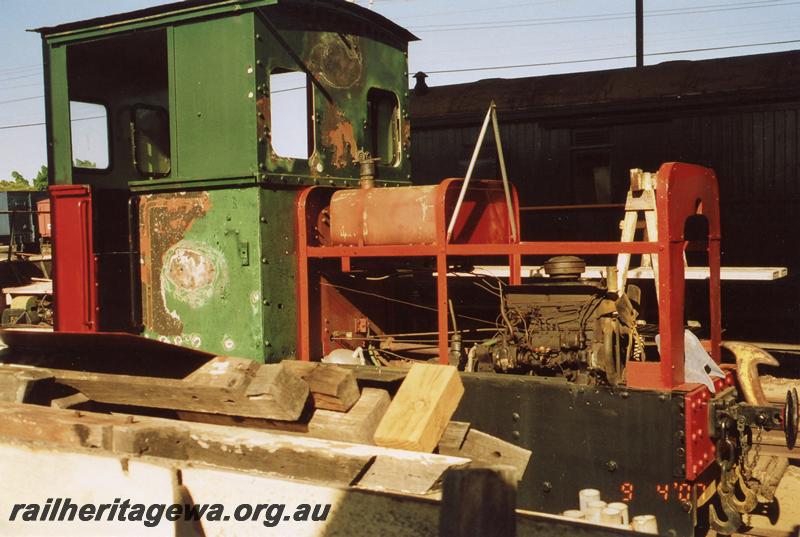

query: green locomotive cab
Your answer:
[38,0,416,360]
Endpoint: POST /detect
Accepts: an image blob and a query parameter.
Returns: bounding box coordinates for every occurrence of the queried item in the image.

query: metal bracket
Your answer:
[238,240,250,266]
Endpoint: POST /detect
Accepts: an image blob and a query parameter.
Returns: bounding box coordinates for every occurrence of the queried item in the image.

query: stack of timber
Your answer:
[0,333,654,535]
[0,338,532,494]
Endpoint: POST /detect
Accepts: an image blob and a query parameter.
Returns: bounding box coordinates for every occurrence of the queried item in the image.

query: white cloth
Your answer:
[655,330,725,392]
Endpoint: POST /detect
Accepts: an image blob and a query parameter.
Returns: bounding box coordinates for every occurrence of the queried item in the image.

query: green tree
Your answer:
[33,166,48,191]
[0,171,33,191]
[10,171,29,186]
[74,158,96,169]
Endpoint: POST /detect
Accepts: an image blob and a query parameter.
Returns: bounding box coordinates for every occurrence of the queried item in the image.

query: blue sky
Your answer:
[1,0,799,181]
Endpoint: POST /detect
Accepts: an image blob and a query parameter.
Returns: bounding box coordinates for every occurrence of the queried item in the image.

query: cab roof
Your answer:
[35,0,417,48]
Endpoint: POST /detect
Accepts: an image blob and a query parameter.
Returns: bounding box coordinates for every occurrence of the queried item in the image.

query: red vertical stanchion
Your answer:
[50,184,97,332]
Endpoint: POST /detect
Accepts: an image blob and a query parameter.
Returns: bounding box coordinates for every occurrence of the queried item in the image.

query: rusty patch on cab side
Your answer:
[139,192,211,336]
[307,34,363,89]
[321,104,359,169]
[162,240,228,309]
[257,95,269,137]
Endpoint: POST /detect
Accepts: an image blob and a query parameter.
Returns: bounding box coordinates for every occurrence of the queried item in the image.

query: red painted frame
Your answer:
[50,184,97,332]
[683,372,735,481]
[296,163,721,391]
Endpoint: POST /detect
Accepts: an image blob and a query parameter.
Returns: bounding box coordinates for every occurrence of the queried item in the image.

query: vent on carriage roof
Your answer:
[572,128,610,147]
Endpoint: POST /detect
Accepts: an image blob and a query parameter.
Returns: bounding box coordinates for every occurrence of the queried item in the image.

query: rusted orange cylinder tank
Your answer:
[329,185,439,245]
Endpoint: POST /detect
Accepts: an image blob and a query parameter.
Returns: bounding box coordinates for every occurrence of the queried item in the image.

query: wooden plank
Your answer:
[179,387,387,444]
[439,428,532,483]
[308,388,390,444]
[0,401,469,495]
[0,367,53,403]
[116,416,470,495]
[50,392,90,409]
[754,428,800,460]
[750,455,789,502]
[0,329,215,375]
[283,361,360,412]
[174,409,310,433]
[438,421,471,452]
[374,363,464,452]
[113,422,373,486]
[356,444,470,495]
[183,355,260,386]
[615,201,643,292]
[0,437,632,537]
[734,530,794,537]
[0,359,310,421]
[754,444,800,461]
[439,466,517,537]
[745,465,800,535]
[349,365,408,391]
[465,265,788,281]
[2,280,52,296]
[181,465,442,537]
[0,401,126,449]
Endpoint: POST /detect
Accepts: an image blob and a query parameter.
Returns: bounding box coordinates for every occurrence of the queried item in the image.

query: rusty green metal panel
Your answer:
[41,2,415,193]
[254,13,412,188]
[258,188,299,362]
[172,13,258,181]
[139,188,266,360]
[43,44,72,185]
[138,186,302,362]
[166,26,180,180]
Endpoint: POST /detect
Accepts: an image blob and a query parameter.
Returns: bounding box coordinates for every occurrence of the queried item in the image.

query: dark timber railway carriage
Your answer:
[20,1,798,535]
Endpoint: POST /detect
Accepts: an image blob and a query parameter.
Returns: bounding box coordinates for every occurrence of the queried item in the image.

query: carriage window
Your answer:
[269,70,311,159]
[70,101,109,169]
[572,151,612,204]
[133,106,171,177]
[367,88,400,166]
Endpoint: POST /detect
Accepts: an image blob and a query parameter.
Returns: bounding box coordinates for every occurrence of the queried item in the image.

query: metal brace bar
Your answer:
[490,103,517,242]
[446,104,492,243]
[447,102,517,243]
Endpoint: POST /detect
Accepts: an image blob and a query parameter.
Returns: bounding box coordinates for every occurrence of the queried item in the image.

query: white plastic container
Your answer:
[632,514,659,534]
[608,502,629,525]
[586,500,607,522]
[601,507,622,525]
[579,488,601,513]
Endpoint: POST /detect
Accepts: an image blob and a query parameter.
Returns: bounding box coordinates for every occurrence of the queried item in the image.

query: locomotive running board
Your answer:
[0,329,213,377]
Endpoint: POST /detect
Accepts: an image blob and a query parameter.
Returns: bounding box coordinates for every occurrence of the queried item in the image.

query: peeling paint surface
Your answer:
[139,192,211,336]
[321,105,359,169]
[329,185,439,245]
[162,240,228,309]
[308,34,363,89]
[137,187,296,363]
[253,19,412,185]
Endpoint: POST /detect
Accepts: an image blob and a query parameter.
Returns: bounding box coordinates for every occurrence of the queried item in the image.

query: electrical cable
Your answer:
[0,95,42,105]
[409,0,800,32]
[0,115,104,131]
[320,280,497,326]
[418,38,800,74]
